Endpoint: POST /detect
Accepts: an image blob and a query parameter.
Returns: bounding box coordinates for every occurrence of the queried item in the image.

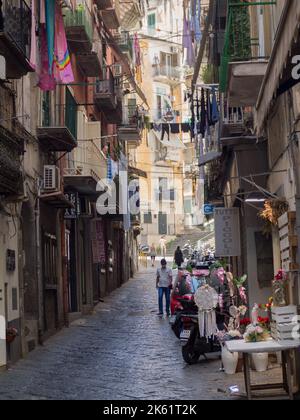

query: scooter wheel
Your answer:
[182,345,202,365]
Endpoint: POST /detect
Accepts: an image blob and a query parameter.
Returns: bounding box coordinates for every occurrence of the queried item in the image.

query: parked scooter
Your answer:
[180,305,222,365]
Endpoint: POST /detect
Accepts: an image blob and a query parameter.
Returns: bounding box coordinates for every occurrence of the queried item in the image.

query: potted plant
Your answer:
[6,327,18,344]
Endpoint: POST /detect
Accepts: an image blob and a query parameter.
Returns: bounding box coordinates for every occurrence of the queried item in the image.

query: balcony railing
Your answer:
[219,2,272,92]
[0,0,31,57]
[41,104,77,140]
[153,65,181,80]
[64,141,107,183]
[0,125,23,195]
[37,92,78,152]
[114,32,133,57]
[64,2,93,52]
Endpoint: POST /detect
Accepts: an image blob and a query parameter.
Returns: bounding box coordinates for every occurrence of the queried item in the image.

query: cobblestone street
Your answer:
[0,265,281,400]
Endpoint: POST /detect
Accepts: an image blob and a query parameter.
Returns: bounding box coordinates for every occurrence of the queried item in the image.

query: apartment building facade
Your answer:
[0,0,146,368]
[135,0,197,248]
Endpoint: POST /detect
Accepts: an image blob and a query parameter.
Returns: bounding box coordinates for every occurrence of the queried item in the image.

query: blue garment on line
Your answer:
[45,0,55,74]
[211,87,220,123]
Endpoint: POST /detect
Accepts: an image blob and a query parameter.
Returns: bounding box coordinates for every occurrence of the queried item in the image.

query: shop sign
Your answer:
[214,208,241,257]
[64,192,80,219]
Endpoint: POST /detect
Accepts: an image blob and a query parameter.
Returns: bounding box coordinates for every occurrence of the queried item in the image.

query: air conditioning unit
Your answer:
[113,64,123,77]
[43,166,60,191]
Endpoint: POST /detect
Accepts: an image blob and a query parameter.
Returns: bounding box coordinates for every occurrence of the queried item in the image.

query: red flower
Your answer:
[240,318,251,326]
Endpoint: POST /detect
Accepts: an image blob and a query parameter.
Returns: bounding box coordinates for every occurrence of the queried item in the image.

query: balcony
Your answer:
[99,0,121,30]
[0,0,33,78]
[153,65,181,85]
[118,105,143,148]
[219,3,268,106]
[64,135,107,200]
[37,102,77,153]
[77,40,102,77]
[114,32,133,58]
[94,71,122,124]
[0,125,23,195]
[64,3,93,54]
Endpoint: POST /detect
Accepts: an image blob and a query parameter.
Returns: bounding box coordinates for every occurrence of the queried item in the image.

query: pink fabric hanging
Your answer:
[134,33,141,67]
[30,0,37,69]
[40,0,46,24]
[53,2,74,84]
[37,24,56,91]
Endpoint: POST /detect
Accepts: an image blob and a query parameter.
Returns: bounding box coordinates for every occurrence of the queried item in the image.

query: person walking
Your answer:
[159,236,167,257]
[150,243,156,267]
[174,246,184,268]
[156,259,173,316]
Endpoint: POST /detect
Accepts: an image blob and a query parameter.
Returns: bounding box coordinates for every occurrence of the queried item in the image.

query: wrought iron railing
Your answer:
[95,69,116,96]
[114,31,133,57]
[219,1,275,92]
[0,0,31,58]
[41,93,77,140]
[153,65,181,80]
[64,1,93,42]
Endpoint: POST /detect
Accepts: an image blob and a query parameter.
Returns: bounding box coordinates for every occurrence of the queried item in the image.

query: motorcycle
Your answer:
[180,303,222,365]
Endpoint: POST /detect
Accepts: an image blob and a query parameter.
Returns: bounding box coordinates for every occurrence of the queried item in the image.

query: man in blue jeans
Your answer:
[156,259,173,316]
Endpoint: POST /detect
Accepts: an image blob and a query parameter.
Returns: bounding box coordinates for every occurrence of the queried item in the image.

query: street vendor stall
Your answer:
[226,339,300,400]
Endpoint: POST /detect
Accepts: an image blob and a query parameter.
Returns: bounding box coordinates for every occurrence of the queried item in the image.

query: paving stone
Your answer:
[0,266,283,400]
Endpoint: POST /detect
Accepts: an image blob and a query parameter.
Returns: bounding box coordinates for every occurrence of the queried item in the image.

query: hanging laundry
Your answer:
[206,89,212,126]
[40,0,46,24]
[181,123,191,133]
[195,0,202,43]
[134,33,141,67]
[153,123,162,132]
[53,2,74,84]
[161,124,170,141]
[38,24,56,91]
[107,157,113,180]
[200,89,206,136]
[182,15,190,49]
[171,124,180,134]
[45,0,56,75]
[211,87,220,124]
[30,0,37,70]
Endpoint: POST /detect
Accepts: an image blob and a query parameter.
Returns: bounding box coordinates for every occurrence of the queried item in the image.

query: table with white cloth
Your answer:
[225,339,300,400]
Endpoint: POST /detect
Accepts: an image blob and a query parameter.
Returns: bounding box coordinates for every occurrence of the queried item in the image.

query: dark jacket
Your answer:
[174,249,184,265]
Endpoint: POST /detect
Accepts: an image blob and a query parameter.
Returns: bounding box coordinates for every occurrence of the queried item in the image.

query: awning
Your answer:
[256,0,300,133]
[103,28,149,109]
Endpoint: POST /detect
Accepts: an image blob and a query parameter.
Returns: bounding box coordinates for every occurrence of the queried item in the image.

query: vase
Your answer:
[252,353,269,372]
[222,346,239,375]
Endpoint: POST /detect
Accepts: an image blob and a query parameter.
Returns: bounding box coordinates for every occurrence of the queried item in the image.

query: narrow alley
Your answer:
[0,265,237,401]
[0,263,285,400]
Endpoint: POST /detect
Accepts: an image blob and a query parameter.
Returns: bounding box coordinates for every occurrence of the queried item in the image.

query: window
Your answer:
[169,189,175,201]
[144,212,152,224]
[148,13,156,30]
[42,232,58,286]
